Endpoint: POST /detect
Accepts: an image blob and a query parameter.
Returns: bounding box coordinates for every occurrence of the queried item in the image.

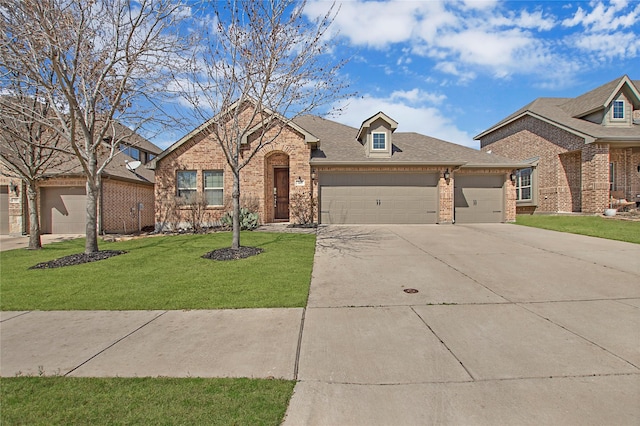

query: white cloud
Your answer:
[305,0,564,84]
[333,94,476,148]
[562,0,640,31]
[569,31,640,60]
[389,88,447,104]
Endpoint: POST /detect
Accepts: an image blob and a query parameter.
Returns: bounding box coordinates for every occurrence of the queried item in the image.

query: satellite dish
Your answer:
[126,160,142,171]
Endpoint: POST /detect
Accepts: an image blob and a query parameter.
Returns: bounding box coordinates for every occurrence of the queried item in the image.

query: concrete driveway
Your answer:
[284,224,640,425]
[0,234,84,251]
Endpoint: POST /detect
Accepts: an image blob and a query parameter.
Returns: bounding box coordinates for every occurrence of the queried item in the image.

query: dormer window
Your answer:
[612,100,625,119]
[372,132,386,150]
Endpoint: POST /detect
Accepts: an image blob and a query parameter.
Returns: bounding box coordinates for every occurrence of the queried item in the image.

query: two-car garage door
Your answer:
[319,172,505,224]
[319,173,439,224]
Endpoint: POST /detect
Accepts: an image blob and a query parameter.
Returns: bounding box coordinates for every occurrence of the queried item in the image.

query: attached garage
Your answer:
[319,172,439,224]
[454,175,505,223]
[0,185,9,234]
[41,187,87,234]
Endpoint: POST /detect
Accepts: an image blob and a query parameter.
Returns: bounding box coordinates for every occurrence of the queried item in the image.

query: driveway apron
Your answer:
[284,224,640,425]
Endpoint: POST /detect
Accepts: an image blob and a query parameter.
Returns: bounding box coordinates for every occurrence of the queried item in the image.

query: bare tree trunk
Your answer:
[231,170,241,250]
[26,181,41,250]
[85,155,100,253]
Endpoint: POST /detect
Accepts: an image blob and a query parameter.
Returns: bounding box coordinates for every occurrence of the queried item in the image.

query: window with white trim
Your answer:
[177,170,197,201]
[515,168,532,201]
[612,100,625,119]
[372,132,386,150]
[204,170,223,206]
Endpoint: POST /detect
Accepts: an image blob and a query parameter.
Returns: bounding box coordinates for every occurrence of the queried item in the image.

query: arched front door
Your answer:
[274,167,289,220]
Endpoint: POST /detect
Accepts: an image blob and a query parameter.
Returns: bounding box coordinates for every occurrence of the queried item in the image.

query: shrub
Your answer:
[221,207,259,230]
[289,192,316,224]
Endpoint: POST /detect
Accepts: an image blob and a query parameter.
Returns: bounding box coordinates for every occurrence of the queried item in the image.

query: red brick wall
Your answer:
[102,180,155,233]
[37,177,154,233]
[480,116,586,213]
[580,143,610,213]
[154,113,312,229]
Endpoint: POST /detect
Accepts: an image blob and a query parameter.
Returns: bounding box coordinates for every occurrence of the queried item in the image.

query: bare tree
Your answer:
[0,0,190,253]
[0,85,71,249]
[175,0,350,250]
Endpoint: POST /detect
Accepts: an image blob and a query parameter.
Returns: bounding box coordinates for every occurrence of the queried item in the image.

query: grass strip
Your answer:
[0,376,294,425]
[0,232,316,311]
[515,215,640,244]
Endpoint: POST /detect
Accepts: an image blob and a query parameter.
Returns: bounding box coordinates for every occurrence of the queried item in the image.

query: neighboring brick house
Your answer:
[151,102,527,227]
[0,129,161,235]
[476,75,640,214]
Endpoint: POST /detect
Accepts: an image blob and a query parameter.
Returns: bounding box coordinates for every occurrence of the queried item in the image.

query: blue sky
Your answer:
[155,0,640,149]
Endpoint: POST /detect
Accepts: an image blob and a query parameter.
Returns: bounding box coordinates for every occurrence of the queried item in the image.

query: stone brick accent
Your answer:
[581,143,610,213]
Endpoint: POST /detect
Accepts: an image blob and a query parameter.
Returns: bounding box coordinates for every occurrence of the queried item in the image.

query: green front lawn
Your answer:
[516,215,640,244]
[0,232,316,311]
[1,377,294,425]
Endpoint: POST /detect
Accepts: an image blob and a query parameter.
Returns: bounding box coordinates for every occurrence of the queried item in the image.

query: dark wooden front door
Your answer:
[274,168,289,220]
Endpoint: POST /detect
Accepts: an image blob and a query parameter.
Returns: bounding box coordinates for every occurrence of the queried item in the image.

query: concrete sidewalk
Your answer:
[0,309,303,379]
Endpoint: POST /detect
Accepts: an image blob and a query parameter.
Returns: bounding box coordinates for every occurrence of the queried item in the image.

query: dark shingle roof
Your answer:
[475,75,640,141]
[294,115,523,167]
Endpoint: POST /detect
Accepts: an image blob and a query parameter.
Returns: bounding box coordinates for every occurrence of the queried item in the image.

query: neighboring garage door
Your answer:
[0,185,9,234]
[41,187,87,233]
[320,172,438,224]
[454,175,504,223]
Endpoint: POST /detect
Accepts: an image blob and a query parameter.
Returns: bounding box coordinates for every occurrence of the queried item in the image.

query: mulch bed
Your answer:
[202,246,263,261]
[29,250,127,270]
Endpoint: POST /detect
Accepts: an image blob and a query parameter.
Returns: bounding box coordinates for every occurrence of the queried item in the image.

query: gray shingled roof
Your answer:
[294,115,523,167]
[476,75,640,141]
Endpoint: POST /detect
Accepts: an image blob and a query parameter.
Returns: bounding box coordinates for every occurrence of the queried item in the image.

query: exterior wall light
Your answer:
[443,169,450,180]
[510,171,517,182]
[311,169,316,181]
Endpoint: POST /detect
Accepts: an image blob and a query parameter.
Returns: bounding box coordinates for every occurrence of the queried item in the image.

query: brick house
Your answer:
[475,75,640,214]
[0,130,161,235]
[151,102,527,227]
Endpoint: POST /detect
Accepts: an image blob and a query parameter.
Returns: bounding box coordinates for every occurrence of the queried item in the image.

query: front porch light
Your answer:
[443,169,450,180]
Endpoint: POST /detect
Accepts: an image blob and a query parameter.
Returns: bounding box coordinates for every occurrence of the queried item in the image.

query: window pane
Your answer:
[205,189,223,205]
[373,133,386,150]
[204,170,223,188]
[613,100,624,119]
[521,187,531,200]
[177,171,197,189]
[178,189,196,202]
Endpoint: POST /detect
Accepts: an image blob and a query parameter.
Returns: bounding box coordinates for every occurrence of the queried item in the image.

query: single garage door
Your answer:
[0,185,9,234]
[41,187,87,233]
[320,172,438,224]
[454,175,504,223]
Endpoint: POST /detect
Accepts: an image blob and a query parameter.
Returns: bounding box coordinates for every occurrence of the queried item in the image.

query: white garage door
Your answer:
[41,187,87,234]
[454,175,504,223]
[0,185,9,234]
[319,173,439,224]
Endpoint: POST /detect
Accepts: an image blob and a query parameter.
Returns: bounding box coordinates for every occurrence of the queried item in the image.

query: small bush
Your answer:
[221,207,259,230]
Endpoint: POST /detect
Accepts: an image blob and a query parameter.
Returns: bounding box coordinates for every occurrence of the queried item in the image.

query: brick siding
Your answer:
[154,115,313,229]
[480,115,616,213]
